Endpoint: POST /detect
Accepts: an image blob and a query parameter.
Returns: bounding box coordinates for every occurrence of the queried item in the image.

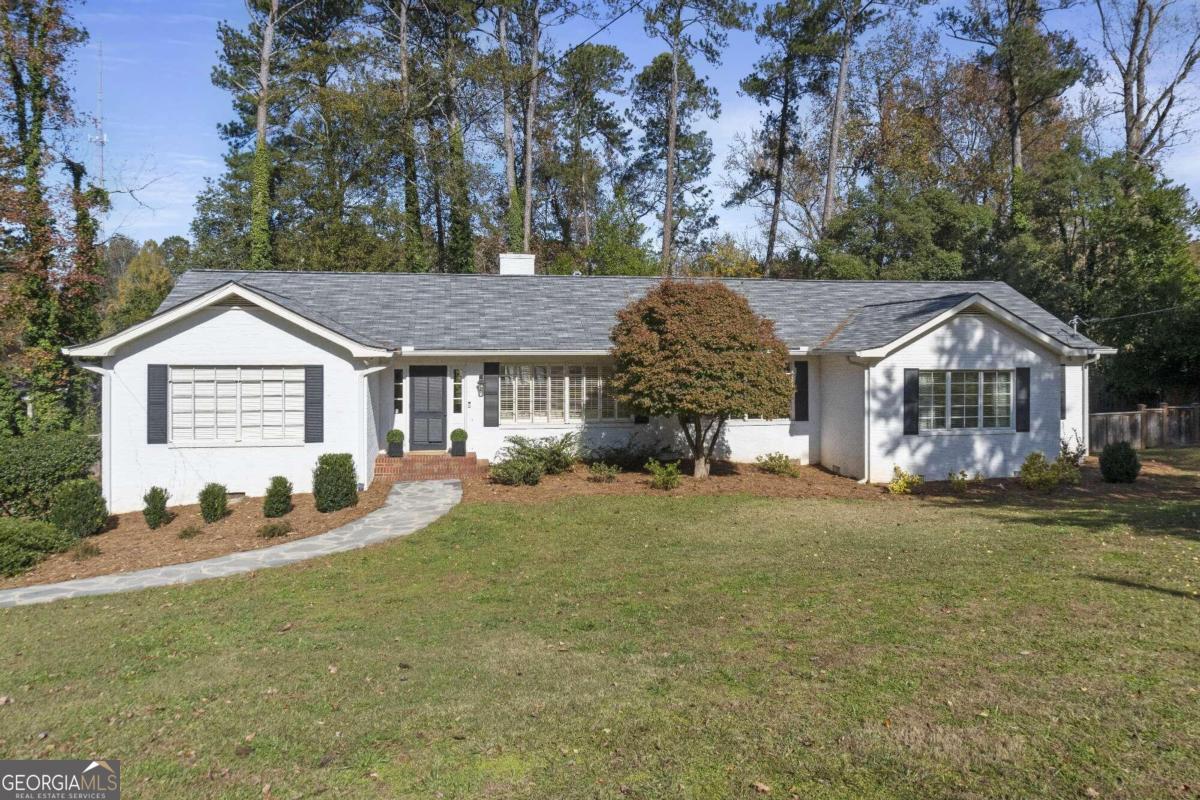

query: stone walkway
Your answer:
[0,480,461,609]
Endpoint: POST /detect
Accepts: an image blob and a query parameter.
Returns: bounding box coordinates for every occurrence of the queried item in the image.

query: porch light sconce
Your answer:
[476,380,485,397]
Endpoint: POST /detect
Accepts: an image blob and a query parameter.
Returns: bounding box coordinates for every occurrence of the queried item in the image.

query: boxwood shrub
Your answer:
[143,486,171,529]
[0,431,99,519]
[0,518,73,576]
[1099,441,1141,483]
[313,454,358,512]
[263,476,293,518]
[199,483,229,523]
[49,479,108,538]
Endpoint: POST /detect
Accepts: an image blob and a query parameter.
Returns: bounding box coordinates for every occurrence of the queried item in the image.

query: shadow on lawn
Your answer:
[1087,574,1200,602]
[916,462,1200,542]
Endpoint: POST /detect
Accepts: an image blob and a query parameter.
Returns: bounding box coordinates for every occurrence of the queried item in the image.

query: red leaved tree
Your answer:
[610,279,792,478]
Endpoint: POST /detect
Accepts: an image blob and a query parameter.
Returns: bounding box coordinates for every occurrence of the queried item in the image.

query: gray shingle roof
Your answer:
[158,270,1104,353]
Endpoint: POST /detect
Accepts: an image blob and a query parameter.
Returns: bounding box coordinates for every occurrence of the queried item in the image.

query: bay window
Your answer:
[918,369,1012,431]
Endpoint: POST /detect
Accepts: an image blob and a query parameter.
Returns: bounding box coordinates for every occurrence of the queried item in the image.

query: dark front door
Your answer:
[410,365,447,450]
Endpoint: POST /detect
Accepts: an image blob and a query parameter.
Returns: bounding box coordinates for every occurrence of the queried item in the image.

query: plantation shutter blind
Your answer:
[304,365,324,443]
[1015,367,1031,433]
[483,362,500,427]
[793,360,809,422]
[902,368,920,435]
[147,364,169,444]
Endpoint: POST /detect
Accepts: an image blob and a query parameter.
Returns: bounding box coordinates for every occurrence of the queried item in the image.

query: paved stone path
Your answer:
[0,480,461,608]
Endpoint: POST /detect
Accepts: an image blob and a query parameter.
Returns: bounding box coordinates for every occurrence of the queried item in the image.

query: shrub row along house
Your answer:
[64,255,1112,512]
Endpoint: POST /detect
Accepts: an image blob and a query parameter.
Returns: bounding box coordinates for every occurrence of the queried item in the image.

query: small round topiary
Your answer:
[49,478,109,538]
[1099,441,1141,483]
[198,482,229,523]
[313,453,358,512]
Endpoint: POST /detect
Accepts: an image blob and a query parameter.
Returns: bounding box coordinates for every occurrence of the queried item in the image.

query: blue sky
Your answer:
[71,0,1199,247]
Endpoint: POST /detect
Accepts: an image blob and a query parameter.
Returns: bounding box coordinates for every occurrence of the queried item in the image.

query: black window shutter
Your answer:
[903,368,920,435]
[304,365,324,443]
[483,362,500,427]
[147,364,168,444]
[1015,367,1031,432]
[793,360,809,422]
[1059,365,1066,421]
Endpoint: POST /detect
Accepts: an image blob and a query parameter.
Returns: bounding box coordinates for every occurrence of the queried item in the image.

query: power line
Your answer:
[460,0,646,134]
[1070,304,1189,330]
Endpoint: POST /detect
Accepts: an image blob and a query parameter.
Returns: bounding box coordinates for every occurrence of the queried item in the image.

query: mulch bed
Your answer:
[462,460,893,504]
[463,452,1200,506]
[915,453,1199,504]
[0,481,391,590]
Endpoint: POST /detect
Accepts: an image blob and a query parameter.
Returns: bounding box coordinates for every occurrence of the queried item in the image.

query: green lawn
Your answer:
[1,456,1198,799]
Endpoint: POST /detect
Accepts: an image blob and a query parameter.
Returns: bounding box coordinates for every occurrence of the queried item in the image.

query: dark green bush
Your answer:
[0,431,99,519]
[386,429,404,445]
[199,483,229,523]
[1099,441,1141,483]
[0,541,40,577]
[489,455,545,486]
[450,428,468,443]
[257,521,293,539]
[313,453,358,512]
[0,518,73,576]
[49,479,108,538]
[263,476,293,518]
[142,486,171,529]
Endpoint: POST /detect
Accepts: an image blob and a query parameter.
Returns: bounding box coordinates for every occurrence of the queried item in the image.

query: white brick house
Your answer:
[64,258,1112,512]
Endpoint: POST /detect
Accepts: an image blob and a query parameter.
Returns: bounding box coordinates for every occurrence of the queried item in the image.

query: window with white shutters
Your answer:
[499,364,626,424]
[169,366,306,443]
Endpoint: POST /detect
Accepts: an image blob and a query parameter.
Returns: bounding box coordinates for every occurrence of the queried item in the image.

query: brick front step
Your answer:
[374,452,488,481]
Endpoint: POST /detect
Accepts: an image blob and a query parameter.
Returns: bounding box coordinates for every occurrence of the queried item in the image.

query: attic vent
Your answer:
[211,297,248,307]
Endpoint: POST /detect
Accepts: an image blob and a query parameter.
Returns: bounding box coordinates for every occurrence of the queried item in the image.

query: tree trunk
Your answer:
[661,17,682,275]
[820,11,853,236]
[1008,72,1023,182]
[521,3,540,253]
[398,0,423,269]
[499,10,517,200]
[250,0,279,271]
[765,61,793,275]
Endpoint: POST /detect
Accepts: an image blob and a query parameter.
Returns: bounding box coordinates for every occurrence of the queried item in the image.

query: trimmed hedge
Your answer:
[0,431,99,519]
[143,487,171,530]
[0,517,73,577]
[1099,441,1141,483]
[199,483,229,523]
[313,454,358,512]
[263,476,293,518]
[49,479,108,538]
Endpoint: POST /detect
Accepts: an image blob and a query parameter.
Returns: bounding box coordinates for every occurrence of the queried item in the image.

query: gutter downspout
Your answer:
[861,363,872,483]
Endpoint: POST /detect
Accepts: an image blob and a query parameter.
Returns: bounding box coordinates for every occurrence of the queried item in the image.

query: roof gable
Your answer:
[63,282,393,359]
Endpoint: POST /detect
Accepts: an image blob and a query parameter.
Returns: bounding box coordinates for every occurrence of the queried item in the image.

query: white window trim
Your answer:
[918,369,1015,434]
[168,365,307,446]
[499,363,631,426]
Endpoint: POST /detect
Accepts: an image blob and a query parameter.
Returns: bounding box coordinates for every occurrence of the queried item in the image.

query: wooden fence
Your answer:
[1089,403,1200,451]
